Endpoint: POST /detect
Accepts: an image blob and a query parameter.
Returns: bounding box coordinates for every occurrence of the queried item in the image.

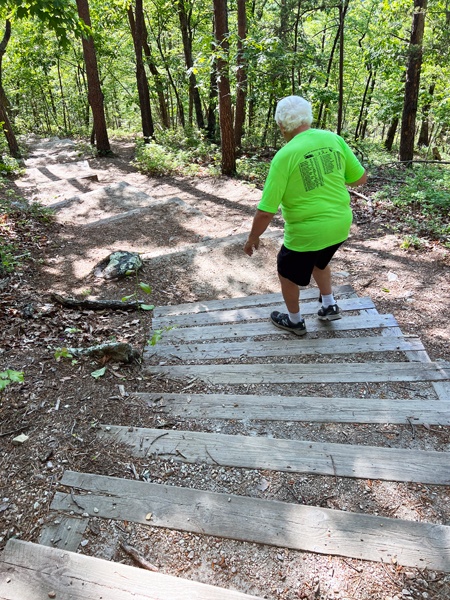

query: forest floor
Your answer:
[1,137,450,600]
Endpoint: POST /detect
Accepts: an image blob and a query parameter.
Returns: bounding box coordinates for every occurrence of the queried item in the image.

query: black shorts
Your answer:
[277,241,345,286]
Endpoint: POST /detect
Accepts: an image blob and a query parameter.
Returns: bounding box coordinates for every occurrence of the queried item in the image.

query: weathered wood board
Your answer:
[52,472,450,571]
[144,361,450,384]
[99,425,450,484]
[147,335,425,361]
[139,392,450,425]
[150,314,400,344]
[39,514,88,552]
[0,539,262,600]
[152,297,375,329]
[153,284,354,318]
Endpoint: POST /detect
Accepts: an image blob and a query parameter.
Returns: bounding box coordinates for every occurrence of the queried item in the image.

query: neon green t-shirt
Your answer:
[258,129,365,252]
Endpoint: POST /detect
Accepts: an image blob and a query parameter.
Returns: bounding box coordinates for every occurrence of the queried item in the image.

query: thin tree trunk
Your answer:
[360,73,376,140]
[127,2,154,141]
[234,0,247,147]
[261,95,273,146]
[206,53,218,141]
[418,82,434,146]
[76,0,111,155]
[155,36,185,128]
[0,19,20,158]
[316,15,344,127]
[354,72,371,140]
[336,1,346,135]
[384,117,399,151]
[57,58,69,131]
[141,18,169,129]
[178,0,204,130]
[399,0,428,162]
[214,0,236,174]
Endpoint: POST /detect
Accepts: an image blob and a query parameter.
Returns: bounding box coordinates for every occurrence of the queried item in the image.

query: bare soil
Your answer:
[1,138,449,600]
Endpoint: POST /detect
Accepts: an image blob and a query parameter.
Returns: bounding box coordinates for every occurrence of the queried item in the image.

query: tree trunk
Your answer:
[127,3,154,141]
[76,0,111,155]
[418,82,434,146]
[206,53,218,141]
[214,0,236,174]
[141,17,169,129]
[234,0,247,147]
[336,1,345,136]
[155,36,185,128]
[399,0,428,162]
[360,73,376,140]
[316,2,348,128]
[0,20,20,158]
[384,117,399,151]
[354,72,371,140]
[178,0,204,130]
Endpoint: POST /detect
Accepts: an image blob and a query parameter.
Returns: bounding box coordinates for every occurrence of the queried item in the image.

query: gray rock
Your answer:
[94,251,142,280]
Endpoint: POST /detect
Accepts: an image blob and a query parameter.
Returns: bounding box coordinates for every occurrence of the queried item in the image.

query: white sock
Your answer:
[288,311,301,324]
[321,293,335,308]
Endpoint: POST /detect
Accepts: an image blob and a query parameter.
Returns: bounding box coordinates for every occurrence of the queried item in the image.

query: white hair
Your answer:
[275,96,313,132]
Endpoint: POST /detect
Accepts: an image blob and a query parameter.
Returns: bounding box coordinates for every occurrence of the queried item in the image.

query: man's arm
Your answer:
[347,170,367,188]
[244,209,275,256]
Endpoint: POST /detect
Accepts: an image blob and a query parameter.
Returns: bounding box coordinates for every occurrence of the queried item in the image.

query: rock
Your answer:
[48,592,56,598]
[67,342,139,363]
[80,539,88,547]
[12,434,29,446]
[94,251,142,280]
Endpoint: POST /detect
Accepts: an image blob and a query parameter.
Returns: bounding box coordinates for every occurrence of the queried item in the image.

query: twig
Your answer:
[130,463,139,480]
[70,488,85,511]
[382,160,450,166]
[349,189,372,202]
[330,454,338,483]
[342,558,362,573]
[407,417,416,439]
[144,432,169,456]
[70,420,77,435]
[0,425,28,438]
[176,448,187,459]
[54,397,61,411]
[380,561,401,587]
[120,541,159,571]
[205,447,220,465]
[284,484,303,504]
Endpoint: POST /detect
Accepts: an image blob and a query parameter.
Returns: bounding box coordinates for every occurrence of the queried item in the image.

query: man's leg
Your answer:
[278,273,300,313]
[312,264,332,296]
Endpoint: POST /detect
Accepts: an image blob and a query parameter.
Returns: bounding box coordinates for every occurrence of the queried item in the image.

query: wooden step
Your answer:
[148,334,425,361]
[18,160,92,185]
[99,425,450,484]
[153,284,354,318]
[149,313,400,345]
[52,471,450,571]
[38,514,88,552]
[138,392,450,425]
[144,361,450,385]
[152,296,375,329]
[0,539,262,599]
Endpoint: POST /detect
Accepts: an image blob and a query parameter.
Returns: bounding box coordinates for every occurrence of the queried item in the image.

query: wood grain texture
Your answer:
[144,361,450,384]
[147,335,425,361]
[38,514,88,552]
[98,425,450,484]
[153,285,354,318]
[148,314,400,344]
[152,297,374,329]
[138,392,450,425]
[0,539,262,600]
[52,472,450,571]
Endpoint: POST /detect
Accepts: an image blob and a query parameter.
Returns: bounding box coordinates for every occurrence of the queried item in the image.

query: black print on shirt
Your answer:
[298,147,341,192]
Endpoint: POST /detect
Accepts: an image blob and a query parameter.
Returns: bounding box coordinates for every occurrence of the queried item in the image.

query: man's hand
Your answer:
[243,209,275,257]
[244,237,259,256]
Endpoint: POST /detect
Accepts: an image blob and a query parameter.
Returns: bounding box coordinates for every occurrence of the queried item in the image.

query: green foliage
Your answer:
[0,370,24,391]
[54,347,73,360]
[149,325,176,346]
[91,366,106,379]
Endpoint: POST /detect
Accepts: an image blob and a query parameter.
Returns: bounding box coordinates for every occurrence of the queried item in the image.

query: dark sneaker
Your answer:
[270,311,307,336]
[317,304,342,321]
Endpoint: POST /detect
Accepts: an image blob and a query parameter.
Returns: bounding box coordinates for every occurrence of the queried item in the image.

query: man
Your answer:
[244,95,367,335]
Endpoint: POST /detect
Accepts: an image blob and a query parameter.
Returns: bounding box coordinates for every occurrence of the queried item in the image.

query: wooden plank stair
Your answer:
[0,539,262,599]
[14,284,450,584]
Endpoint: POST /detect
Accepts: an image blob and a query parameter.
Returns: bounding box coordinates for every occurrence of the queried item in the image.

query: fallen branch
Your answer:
[63,342,140,363]
[348,189,372,203]
[51,293,148,311]
[120,541,159,571]
[381,160,450,167]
